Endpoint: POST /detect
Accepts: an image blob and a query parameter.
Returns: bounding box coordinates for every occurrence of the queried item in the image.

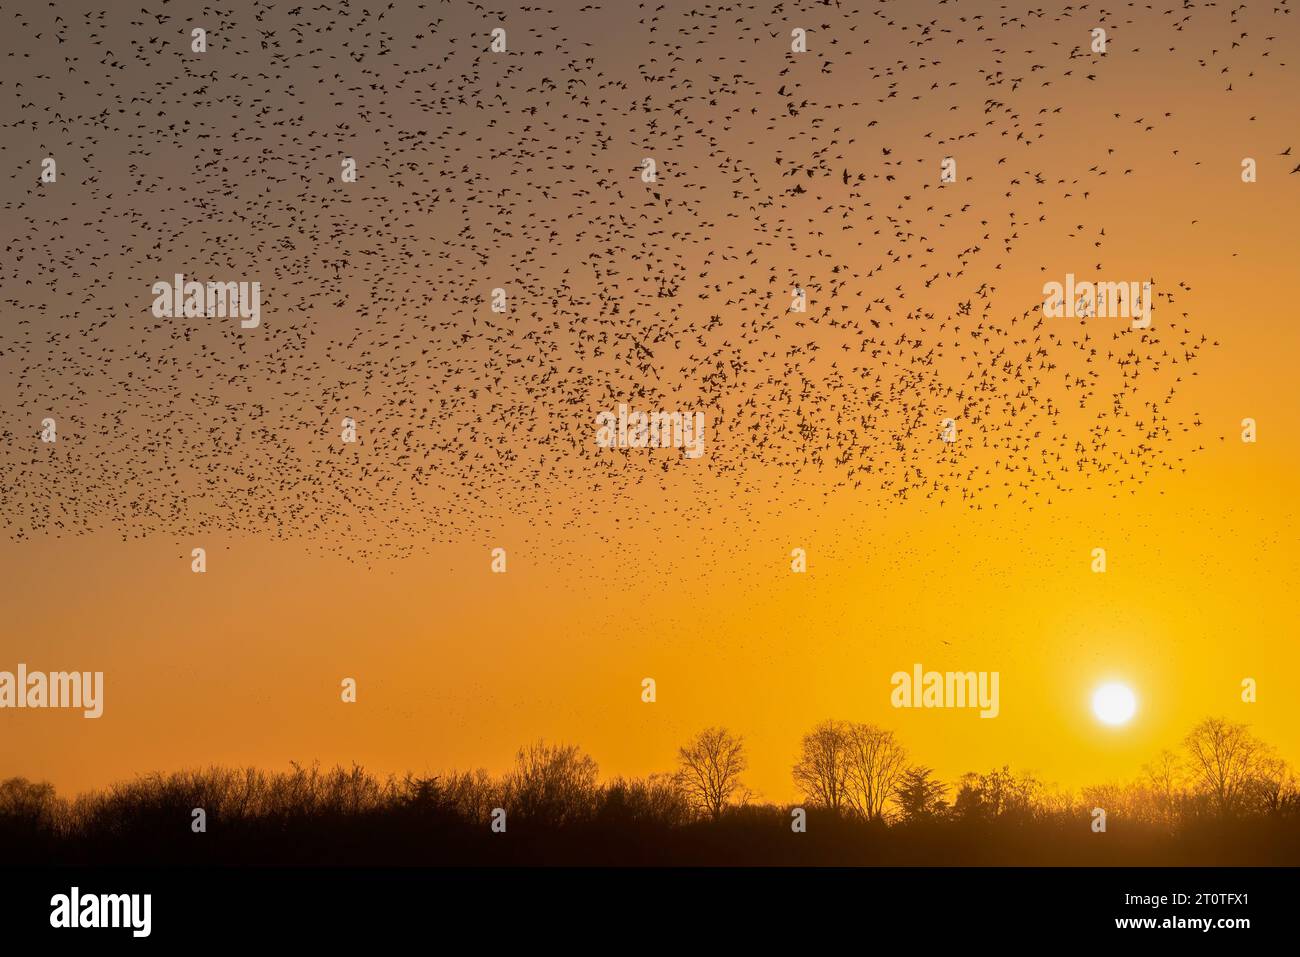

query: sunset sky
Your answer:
[1,0,1297,802]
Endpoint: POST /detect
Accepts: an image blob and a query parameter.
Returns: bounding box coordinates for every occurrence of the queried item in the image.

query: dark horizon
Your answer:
[7,715,1296,866]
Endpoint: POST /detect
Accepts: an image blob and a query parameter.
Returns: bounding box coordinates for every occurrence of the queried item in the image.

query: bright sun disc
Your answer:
[1092,682,1137,725]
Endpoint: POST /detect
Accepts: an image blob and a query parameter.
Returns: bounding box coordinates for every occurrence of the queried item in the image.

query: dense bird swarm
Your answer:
[1,0,1283,559]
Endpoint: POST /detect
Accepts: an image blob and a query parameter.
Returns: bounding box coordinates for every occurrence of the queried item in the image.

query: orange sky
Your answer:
[1,0,1297,801]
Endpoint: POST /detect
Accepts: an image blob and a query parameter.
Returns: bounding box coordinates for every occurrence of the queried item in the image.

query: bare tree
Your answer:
[1142,749,1183,829]
[504,740,600,827]
[1183,718,1265,817]
[0,778,59,828]
[792,719,851,813]
[600,773,693,827]
[842,723,907,821]
[439,768,500,823]
[675,727,747,819]
[1247,754,1296,816]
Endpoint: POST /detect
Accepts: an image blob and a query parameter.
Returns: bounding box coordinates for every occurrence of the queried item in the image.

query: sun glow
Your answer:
[1092,682,1138,726]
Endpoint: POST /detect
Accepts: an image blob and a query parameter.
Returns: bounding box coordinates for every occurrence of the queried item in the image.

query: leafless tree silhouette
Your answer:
[792,719,851,813]
[675,726,747,820]
[505,740,600,827]
[1183,717,1267,817]
[843,723,907,821]
[1142,749,1183,830]
[3,718,1298,865]
[1250,754,1296,816]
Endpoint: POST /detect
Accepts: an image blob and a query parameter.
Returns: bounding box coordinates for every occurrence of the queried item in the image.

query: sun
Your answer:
[1092,682,1137,726]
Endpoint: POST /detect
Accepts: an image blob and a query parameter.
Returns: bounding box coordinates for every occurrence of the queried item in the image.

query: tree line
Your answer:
[2,716,1296,865]
[785,715,1298,826]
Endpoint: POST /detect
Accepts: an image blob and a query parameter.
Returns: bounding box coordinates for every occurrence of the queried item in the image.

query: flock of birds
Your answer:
[0,0,1290,560]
